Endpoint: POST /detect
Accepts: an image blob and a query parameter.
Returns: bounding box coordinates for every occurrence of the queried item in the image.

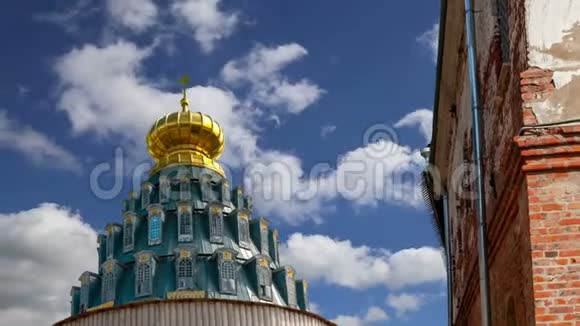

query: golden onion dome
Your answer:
[146,83,225,176]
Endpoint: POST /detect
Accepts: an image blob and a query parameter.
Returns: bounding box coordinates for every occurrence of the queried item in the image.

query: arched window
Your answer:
[177,258,194,289]
[234,187,244,209]
[287,275,297,306]
[219,260,236,294]
[180,178,191,201]
[102,272,115,303]
[270,231,280,263]
[201,176,212,202]
[80,283,89,312]
[159,177,170,203]
[258,266,272,300]
[239,216,250,246]
[180,213,192,234]
[245,196,253,211]
[106,233,114,259]
[209,207,223,243]
[136,263,152,297]
[260,223,269,255]
[149,215,162,245]
[123,218,134,252]
[178,207,193,242]
[141,184,151,208]
[221,181,230,203]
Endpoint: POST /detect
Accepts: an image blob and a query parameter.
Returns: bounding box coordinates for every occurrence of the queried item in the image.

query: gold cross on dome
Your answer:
[178,75,190,94]
[178,75,191,111]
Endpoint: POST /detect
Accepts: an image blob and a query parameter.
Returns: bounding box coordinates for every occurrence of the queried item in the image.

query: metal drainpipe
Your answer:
[443,194,453,326]
[463,0,493,325]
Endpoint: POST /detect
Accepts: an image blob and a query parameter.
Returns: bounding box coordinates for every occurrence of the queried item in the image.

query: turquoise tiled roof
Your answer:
[70,165,309,316]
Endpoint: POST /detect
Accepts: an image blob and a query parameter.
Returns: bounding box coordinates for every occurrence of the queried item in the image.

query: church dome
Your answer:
[146,92,225,175]
[60,78,329,326]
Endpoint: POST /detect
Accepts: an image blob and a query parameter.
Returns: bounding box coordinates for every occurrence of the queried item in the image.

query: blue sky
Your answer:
[0,1,444,325]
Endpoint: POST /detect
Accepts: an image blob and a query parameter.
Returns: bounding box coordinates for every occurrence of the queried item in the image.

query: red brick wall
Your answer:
[438,0,579,324]
[516,127,580,325]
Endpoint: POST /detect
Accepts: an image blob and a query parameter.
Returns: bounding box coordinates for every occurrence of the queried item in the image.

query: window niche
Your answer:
[260,221,268,255]
[260,220,269,256]
[147,205,165,246]
[105,224,121,259]
[237,210,251,249]
[250,217,270,256]
[274,266,297,307]
[177,203,194,242]
[97,234,107,266]
[245,195,253,211]
[200,174,213,202]
[70,286,81,316]
[295,279,309,311]
[269,229,280,265]
[78,272,98,313]
[287,271,297,307]
[134,251,157,298]
[180,176,192,201]
[256,257,272,301]
[127,190,137,212]
[215,248,238,295]
[102,271,115,303]
[79,275,89,312]
[123,212,137,253]
[232,186,244,209]
[220,180,230,205]
[141,183,153,209]
[208,203,224,243]
[174,247,197,290]
[159,175,171,203]
[100,260,123,304]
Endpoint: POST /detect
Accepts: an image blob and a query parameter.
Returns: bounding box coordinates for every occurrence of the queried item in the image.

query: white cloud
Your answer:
[321,125,337,139]
[52,39,332,222]
[222,43,324,114]
[53,40,426,224]
[387,293,424,317]
[222,43,307,83]
[365,307,389,322]
[394,109,433,142]
[106,0,158,32]
[53,40,328,222]
[0,111,82,173]
[0,203,98,326]
[416,23,439,63]
[244,138,425,224]
[171,0,239,53]
[259,79,323,114]
[280,233,445,289]
[333,306,389,326]
[54,40,259,168]
[33,0,99,34]
[329,140,424,207]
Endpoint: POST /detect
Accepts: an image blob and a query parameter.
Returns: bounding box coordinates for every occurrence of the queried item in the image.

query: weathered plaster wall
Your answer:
[526,0,580,124]
[436,0,535,325]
